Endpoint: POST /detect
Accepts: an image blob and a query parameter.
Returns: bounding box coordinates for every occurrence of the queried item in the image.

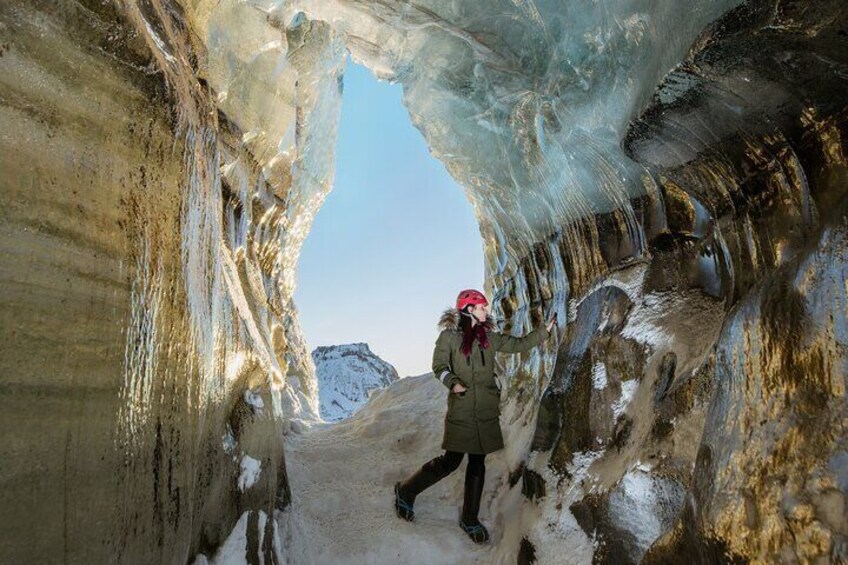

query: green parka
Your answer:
[431,308,552,454]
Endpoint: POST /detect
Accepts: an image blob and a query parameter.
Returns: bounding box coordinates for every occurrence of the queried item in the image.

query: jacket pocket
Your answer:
[447,393,473,424]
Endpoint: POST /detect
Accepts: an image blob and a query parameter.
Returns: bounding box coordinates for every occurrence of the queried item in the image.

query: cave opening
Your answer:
[293,56,484,421]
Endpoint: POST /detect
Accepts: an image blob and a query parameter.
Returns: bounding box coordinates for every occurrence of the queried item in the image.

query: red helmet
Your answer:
[456,289,488,311]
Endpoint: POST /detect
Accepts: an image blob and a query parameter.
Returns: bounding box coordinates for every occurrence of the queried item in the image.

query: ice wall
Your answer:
[0,0,323,562]
[528,3,848,562]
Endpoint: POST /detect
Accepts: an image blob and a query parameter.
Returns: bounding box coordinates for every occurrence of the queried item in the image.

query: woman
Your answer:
[393,289,556,544]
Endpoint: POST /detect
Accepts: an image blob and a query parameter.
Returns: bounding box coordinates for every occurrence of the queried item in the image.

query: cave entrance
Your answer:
[293,55,484,421]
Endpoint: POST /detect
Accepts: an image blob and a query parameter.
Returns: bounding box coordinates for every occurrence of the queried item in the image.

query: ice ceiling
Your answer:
[184,0,741,283]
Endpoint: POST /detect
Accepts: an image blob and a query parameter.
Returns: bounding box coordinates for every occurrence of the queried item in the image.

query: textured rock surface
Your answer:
[0,1,305,562]
[1,1,196,562]
[1,0,845,563]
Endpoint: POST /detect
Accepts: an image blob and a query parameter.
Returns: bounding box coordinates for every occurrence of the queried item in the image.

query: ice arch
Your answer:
[0,0,845,563]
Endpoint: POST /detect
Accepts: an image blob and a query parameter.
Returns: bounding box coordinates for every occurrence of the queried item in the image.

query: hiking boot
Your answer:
[394,482,415,521]
[460,468,491,544]
[459,518,490,544]
[394,455,457,522]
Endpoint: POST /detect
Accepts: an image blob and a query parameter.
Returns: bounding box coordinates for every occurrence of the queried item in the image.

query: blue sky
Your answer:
[294,56,483,378]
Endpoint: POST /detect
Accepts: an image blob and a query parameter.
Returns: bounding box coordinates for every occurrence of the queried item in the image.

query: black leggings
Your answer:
[438,450,485,477]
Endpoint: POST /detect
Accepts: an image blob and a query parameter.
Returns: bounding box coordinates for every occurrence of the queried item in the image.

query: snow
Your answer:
[620,293,675,347]
[612,380,639,419]
[567,450,606,486]
[201,303,664,565]
[259,371,599,563]
[222,425,236,455]
[312,342,399,421]
[193,510,285,565]
[279,373,498,563]
[202,362,661,564]
[609,471,662,550]
[520,449,600,564]
[591,361,608,390]
[574,264,648,310]
[568,265,677,350]
[244,389,264,409]
[608,470,685,561]
[238,455,262,491]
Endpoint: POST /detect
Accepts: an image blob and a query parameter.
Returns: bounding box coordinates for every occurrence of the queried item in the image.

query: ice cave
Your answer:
[1,0,846,563]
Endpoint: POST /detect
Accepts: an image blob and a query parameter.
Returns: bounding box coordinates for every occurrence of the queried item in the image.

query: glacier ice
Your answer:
[1,0,846,563]
[191,0,743,282]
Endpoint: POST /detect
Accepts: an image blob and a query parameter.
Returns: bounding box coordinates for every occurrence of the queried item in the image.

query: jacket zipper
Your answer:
[467,343,482,450]
[472,357,480,450]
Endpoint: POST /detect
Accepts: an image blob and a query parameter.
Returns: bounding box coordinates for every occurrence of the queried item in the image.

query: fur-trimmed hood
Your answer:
[437,307,496,332]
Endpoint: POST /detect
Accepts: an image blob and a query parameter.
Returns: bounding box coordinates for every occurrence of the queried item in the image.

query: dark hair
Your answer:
[459,305,494,335]
[458,305,475,335]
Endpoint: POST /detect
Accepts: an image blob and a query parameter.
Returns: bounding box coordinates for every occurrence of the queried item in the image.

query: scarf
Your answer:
[460,313,490,358]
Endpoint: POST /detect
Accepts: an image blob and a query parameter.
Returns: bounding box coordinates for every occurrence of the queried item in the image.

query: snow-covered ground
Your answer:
[271,366,600,565]
[194,261,728,564]
[279,372,500,564]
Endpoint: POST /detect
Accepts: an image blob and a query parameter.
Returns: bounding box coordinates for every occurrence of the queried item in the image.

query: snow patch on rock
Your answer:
[244,389,264,409]
[608,469,685,561]
[621,292,674,347]
[612,379,639,419]
[238,455,261,491]
[592,361,608,390]
[192,509,284,564]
